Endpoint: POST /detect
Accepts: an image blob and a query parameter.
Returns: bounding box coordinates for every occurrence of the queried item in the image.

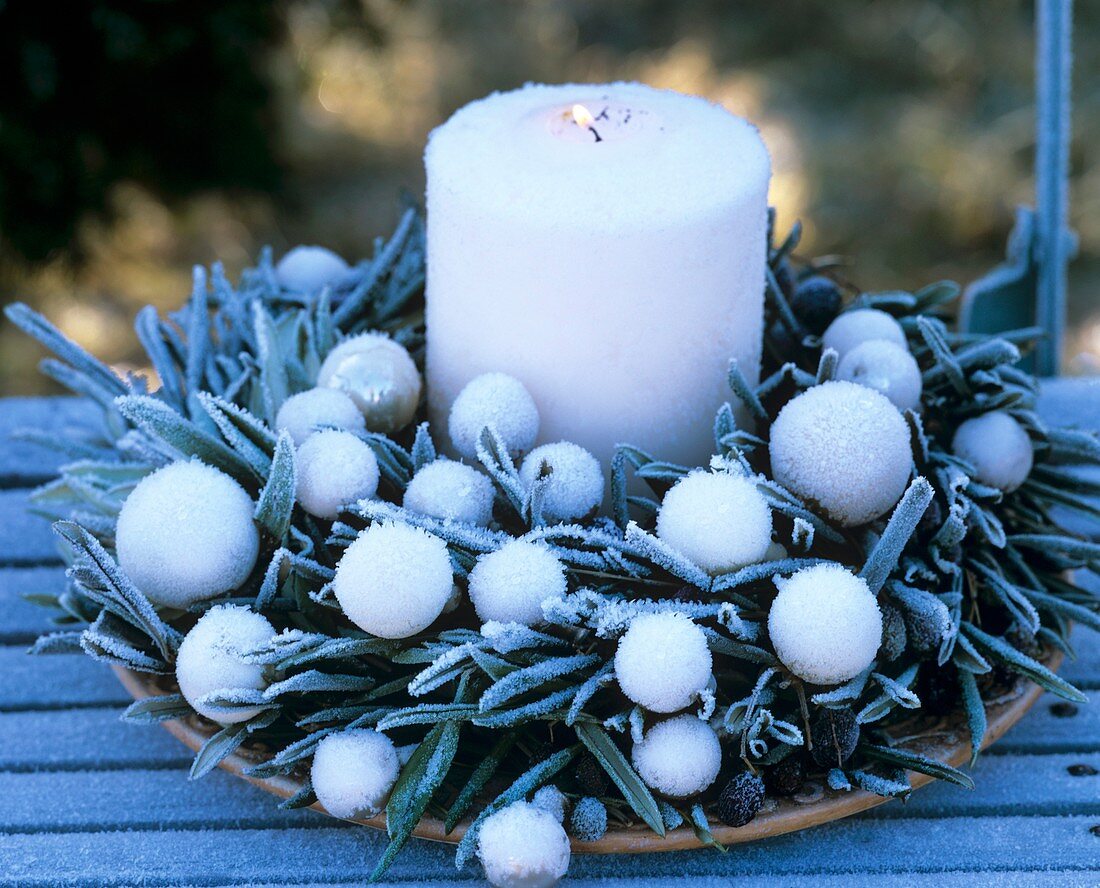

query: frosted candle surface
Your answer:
[425,82,770,470]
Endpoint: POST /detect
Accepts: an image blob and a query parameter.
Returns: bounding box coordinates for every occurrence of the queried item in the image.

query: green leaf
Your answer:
[255,432,297,541]
[962,623,1087,703]
[372,720,461,881]
[574,722,665,837]
[189,721,249,780]
[957,668,986,765]
[443,732,518,833]
[689,802,726,852]
[860,743,974,790]
[121,693,191,724]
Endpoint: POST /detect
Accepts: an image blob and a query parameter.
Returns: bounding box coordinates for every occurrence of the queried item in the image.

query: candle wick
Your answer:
[587,125,603,143]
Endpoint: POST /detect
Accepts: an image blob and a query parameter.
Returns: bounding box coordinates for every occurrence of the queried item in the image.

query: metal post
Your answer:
[1034,0,1073,376]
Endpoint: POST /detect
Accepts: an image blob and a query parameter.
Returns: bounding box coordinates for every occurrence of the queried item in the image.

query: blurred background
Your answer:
[1,0,1097,394]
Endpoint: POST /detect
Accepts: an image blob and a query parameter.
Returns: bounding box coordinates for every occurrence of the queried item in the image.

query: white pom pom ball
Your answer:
[333,523,453,638]
[403,459,495,526]
[295,429,380,519]
[116,460,259,608]
[318,333,422,434]
[614,613,712,713]
[478,801,571,888]
[467,540,567,626]
[837,339,923,412]
[952,410,1034,492]
[519,442,604,523]
[275,388,365,446]
[275,245,349,293]
[632,714,722,798]
[175,605,275,724]
[769,380,913,527]
[822,308,907,358]
[311,729,399,819]
[656,471,773,574]
[531,785,567,823]
[449,373,540,460]
[768,563,883,685]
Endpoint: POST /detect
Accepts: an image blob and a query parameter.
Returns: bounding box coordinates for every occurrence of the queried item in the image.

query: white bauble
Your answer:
[467,540,566,626]
[275,245,350,293]
[822,308,907,358]
[952,410,1034,493]
[519,442,604,523]
[275,388,365,446]
[477,801,571,888]
[632,715,722,798]
[655,471,773,574]
[768,563,883,685]
[295,429,380,519]
[837,339,923,412]
[531,785,567,823]
[318,333,422,434]
[448,373,540,460]
[311,730,399,819]
[614,613,712,713]
[403,459,496,526]
[175,605,275,725]
[333,523,453,638]
[116,460,259,608]
[769,380,913,527]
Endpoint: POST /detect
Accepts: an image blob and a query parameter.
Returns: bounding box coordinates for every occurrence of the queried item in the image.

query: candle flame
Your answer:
[571,104,595,129]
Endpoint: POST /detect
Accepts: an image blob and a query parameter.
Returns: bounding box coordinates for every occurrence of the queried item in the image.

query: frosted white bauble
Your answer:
[467,540,567,626]
[655,471,773,574]
[403,459,496,526]
[311,729,399,819]
[531,785,567,823]
[769,380,913,527]
[295,429,380,519]
[275,388,365,446]
[318,333,422,434]
[837,339,923,412]
[614,613,712,713]
[632,714,722,798]
[768,563,883,685]
[519,442,604,523]
[116,460,259,608]
[478,801,571,888]
[952,410,1034,493]
[449,373,540,460]
[275,245,350,293]
[333,523,453,638]
[822,308,906,358]
[175,605,275,725]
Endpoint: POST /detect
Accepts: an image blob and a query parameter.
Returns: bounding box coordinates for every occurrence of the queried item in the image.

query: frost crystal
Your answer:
[477,801,570,888]
[175,605,275,724]
[274,245,350,292]
[568,796,608,842]
[296,429,380,519]
[116,460,260,608]
[449,372,540,460]
[822,308,906,358]
[768,563,883,685]
[614,612,712,713]
[952,410,1034,492]
[275,388,365,446]
[519,442,604,523]
[333,523,453,638]
[655,471,773,574]
[631,714,722,798]
[837,339,923,412]
[311,729,399,819]
[770,380,913,527]
[467,540,567,626]
[531,785,567,823]
[403,459,495,526]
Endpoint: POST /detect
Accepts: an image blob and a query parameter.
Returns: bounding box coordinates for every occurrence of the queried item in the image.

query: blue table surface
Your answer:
[0,382,1097,887]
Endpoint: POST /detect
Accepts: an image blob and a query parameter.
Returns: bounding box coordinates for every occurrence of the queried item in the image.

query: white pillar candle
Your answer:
[424,82,770,470]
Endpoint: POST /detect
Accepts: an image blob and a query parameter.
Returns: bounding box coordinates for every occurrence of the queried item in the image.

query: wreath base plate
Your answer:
[113,654,1058,853]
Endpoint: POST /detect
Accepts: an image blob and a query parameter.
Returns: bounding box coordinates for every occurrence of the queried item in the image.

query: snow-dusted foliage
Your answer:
[116,460,260,608]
